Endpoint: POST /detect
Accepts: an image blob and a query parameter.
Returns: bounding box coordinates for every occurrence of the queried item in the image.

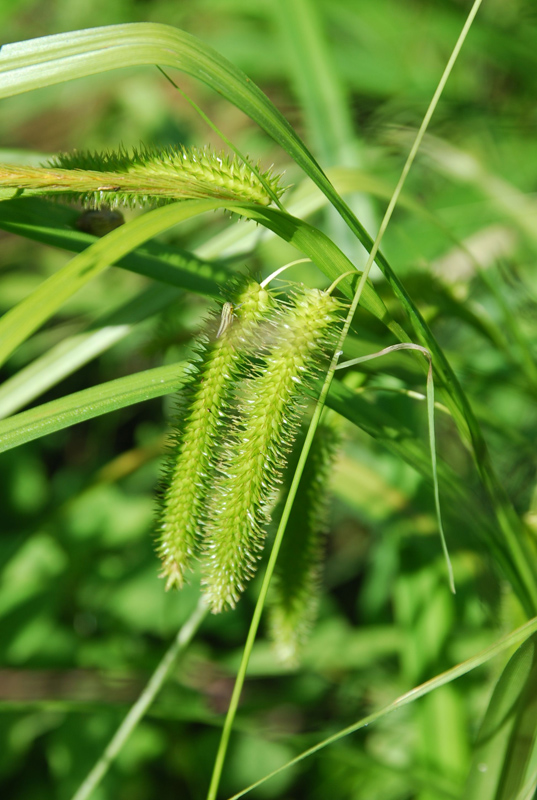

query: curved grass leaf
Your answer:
[0,198,228,368]
[0,196,227,297]
[271,0,373,253]
[0,283,183,419]
[0,195,406,370]
[0,361,187,453]
[464,633,537,800]
[71,596,208,800]
[515,770,537,800]
[272,0,355,168]
[336,343,454,592]
[225,618,537,800]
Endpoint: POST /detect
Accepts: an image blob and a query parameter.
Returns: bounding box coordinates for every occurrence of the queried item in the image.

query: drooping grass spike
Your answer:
[268,416,342,665]
[0,145,286,208]
[157,280,274,590]
[201,285,342,613]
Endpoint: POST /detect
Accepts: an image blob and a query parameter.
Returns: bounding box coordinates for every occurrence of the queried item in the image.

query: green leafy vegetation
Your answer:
[0,2,536,800]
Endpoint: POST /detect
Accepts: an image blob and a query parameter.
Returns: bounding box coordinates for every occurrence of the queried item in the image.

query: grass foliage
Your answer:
[0,1,537,799]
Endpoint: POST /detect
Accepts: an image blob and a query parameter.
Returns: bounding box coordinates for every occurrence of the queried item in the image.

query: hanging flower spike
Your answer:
[157,280,274,590]
[201,286,342,613]
[0,145,286,208]
[268,418,341,666]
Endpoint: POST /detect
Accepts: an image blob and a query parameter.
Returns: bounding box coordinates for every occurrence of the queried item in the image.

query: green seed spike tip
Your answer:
[156,280,274,590]
[0,145,285,208]
[46,144,285,208]
[201,286,341,614]
[269,420,341,666]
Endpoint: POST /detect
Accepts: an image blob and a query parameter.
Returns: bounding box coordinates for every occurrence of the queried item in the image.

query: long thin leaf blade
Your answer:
[464,634,537,800]
[0,283,182,419]
[0,199,225,367]
[0,196,407,368]
[226,618,537,800]
[0,361,187,452]
[0,196,227,297]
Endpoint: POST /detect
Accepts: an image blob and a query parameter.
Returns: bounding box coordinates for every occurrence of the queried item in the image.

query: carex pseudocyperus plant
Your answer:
[2,7,537,800]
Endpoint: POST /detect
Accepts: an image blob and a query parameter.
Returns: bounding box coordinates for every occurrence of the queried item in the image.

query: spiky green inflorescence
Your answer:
[268,418,341,666]
[157,280,274,591]
[0,145,285,208]
[201,286,341,614]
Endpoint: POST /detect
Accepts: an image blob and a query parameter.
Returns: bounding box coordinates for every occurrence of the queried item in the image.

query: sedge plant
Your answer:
[1,3,537,800]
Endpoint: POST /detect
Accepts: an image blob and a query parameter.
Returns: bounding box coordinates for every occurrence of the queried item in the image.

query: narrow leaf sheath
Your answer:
[157,281,273,590]
[202,287,341,613]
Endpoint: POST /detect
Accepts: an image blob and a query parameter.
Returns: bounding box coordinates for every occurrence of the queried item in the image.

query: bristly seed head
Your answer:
[268,419,341,666]
[156,280,274,590]
[200,286,341,613]
[0,145,286,209]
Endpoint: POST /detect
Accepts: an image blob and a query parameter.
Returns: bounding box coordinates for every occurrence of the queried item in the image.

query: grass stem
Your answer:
[71,597,208,800]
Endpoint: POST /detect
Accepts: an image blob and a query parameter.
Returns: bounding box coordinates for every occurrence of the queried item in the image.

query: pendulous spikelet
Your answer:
[268,418,341,666]
[157,280,274,590]
[0,145,285,208]
[201,286,341,613]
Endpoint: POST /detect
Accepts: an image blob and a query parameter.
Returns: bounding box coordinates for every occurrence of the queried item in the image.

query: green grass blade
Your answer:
[0,196,406,364]
[336,343,454,593]
[71,597,208,800]
[515,770,537,800]
[226,618,537,800]
[0,199,226,367]
[0,284,182,419]
[272,0,355,167]
[231,204,407,340]
[271,0,373,252]
[0,197,227,298]
[463,633,537,800]
[0,361,187,453]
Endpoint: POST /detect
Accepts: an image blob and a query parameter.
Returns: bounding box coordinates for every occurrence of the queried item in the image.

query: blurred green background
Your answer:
[1,1,537,798]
